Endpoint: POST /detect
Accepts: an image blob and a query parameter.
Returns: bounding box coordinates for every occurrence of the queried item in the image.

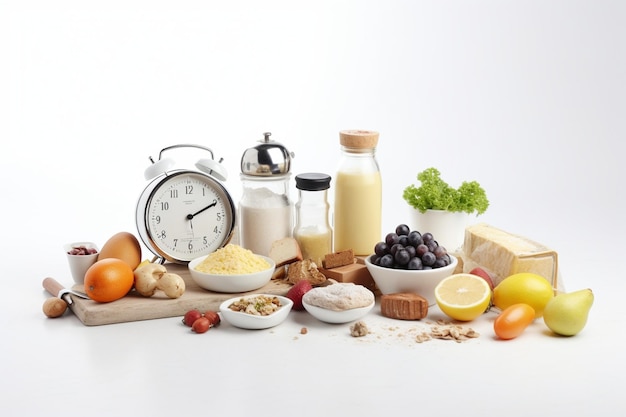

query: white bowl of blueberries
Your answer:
[364,224,458,306]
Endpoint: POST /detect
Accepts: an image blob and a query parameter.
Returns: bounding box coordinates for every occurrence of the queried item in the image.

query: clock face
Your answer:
[143,171,235,263]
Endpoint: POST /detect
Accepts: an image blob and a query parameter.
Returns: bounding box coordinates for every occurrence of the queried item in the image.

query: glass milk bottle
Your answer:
[293,173,332,265]
[333,130,382,256]
[239,132,295,257]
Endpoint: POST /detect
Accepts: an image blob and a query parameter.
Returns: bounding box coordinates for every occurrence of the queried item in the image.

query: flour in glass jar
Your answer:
[239,187,293,257]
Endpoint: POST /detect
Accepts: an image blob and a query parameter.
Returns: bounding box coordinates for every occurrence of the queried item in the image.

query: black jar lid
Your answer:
[295,173,331,191]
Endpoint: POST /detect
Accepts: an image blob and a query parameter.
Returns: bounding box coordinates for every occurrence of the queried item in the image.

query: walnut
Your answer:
[350,321,369,337]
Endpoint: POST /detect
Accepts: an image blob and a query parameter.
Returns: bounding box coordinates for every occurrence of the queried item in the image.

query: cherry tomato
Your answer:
[494,303,535,340]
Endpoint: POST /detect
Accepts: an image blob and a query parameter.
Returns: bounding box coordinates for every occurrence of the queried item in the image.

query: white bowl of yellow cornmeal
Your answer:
[188,244,276,293]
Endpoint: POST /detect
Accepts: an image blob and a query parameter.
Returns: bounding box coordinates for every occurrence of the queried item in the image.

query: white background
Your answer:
[1,1,625,416]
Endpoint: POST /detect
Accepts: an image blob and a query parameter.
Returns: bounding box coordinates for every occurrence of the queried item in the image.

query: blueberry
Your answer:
[416,244,429,257]
[407,230,423,247]
[395,224,410,236]
[394,248,411,266]
[374,241,389,257]
[422,251,436,266]
[407,257,423,270]
[379,254,395,268]
[385,232,399,246]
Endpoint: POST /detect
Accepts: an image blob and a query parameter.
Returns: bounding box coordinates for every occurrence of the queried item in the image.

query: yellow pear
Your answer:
[543,288,594,336]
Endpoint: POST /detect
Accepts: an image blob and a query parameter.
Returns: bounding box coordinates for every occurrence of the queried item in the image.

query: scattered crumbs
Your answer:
[287,318,479,345]
[354,319,479,345]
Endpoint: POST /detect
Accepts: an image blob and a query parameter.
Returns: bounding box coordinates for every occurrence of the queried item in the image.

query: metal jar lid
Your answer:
[240,132,295,176]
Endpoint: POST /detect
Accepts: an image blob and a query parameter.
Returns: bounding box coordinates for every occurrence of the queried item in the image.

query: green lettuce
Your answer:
[402,167,489,215]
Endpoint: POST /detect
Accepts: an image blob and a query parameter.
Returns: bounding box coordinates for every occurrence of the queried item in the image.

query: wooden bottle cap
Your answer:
[339,130,379,149]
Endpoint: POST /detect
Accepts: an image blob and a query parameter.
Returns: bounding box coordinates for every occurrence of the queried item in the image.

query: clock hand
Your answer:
[186,201,217,220]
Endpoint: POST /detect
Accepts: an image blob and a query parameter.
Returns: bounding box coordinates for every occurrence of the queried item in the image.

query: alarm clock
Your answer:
[136,144,236,264]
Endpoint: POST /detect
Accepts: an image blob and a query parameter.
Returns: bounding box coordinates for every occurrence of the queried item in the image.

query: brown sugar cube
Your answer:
[322,249,355,269]
[380,293,429,320]
[319,262,377,293]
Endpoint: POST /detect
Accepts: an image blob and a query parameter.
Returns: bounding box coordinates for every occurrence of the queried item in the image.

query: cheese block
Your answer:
[463,223,558,288]
[380,293,428,320]
[319,262,377,293]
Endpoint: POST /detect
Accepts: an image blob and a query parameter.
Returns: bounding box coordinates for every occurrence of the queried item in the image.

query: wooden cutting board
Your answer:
[68,263,291,326]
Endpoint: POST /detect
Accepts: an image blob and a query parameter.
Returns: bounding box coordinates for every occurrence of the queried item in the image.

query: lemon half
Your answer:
[435,273,492,321]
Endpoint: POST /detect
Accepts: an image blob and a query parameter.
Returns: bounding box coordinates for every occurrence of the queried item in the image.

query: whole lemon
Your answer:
[493,273,555,318]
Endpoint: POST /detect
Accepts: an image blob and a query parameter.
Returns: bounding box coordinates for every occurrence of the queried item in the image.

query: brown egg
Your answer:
[97,231,142,270]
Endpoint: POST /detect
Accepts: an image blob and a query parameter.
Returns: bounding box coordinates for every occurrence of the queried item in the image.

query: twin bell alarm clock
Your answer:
[136,144,236,264]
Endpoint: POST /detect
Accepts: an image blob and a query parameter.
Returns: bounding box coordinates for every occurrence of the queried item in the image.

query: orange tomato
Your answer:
[84,258,134,303]
[494,303,535,340]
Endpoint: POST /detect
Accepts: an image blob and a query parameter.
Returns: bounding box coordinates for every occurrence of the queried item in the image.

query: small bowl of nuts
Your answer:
[64,242,99,285]
[219,294,293,330]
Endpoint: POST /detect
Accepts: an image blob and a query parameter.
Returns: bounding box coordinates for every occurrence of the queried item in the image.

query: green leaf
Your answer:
[402,167,489,214]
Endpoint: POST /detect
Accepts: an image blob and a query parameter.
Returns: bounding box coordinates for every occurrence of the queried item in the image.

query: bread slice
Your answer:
[271,265,287,280]
[269,237,303,267]
[380,293,428,320]
[286,259,327,285]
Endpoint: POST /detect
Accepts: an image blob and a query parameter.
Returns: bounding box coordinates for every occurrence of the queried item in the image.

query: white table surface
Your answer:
[3,245,622,417]
[2,1,625,416]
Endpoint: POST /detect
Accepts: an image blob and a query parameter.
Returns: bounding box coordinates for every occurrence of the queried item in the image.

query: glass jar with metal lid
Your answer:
[239,132,295,256]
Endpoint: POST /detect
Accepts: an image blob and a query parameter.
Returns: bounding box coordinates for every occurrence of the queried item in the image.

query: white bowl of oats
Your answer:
[302,283,375,324]
[189,244,275,293]
[219,294,293,330]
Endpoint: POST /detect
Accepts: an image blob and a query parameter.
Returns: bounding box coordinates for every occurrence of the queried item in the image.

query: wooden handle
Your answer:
[42,277,65,298]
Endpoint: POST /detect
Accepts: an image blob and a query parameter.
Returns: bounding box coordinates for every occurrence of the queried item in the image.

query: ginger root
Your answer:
[134,264,185,299]
[158,273,185,299]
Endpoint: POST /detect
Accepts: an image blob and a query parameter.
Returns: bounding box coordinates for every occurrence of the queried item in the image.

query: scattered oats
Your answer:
[415,332,432,343]
[350,321,369,337]
[429,323,479,343]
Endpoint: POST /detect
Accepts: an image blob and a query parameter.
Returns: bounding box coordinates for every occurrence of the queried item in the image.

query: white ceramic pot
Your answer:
[409,209,475,252]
